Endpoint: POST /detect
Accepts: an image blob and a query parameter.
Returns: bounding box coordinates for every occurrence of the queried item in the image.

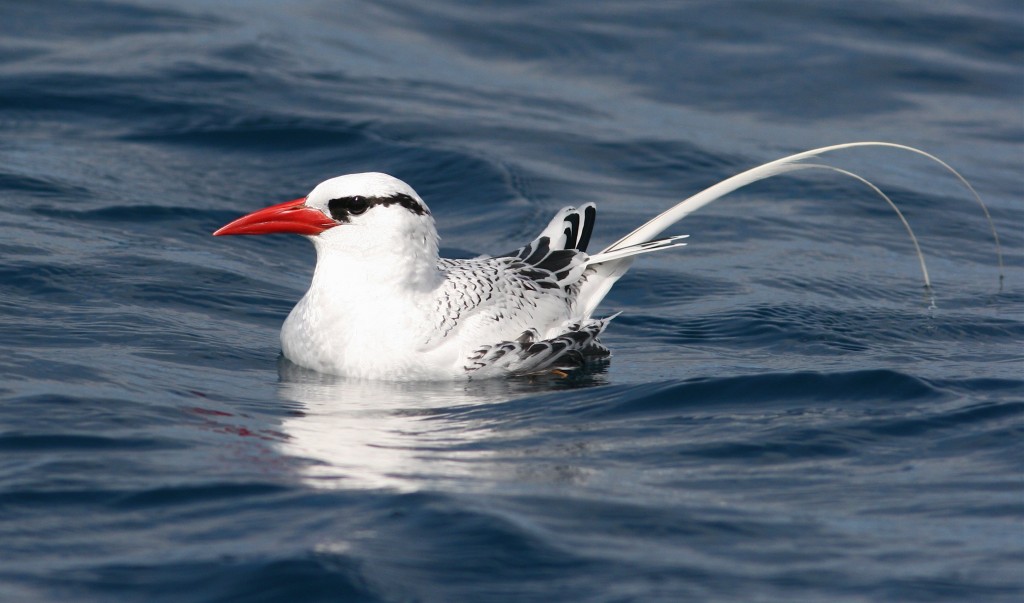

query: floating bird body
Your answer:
[216,172,684,379]
[214,143,1000,381]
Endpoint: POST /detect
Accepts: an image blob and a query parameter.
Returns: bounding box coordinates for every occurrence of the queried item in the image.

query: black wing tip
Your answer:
[577,205,596,252]
[564,213,581,250]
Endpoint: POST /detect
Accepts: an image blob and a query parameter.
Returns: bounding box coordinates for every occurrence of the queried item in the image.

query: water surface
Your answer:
[1,1,1022,601]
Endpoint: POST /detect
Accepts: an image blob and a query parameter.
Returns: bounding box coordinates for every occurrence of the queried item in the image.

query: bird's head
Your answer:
[213,172,434,248]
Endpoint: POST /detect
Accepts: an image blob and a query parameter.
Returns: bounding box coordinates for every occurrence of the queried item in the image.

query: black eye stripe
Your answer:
[327,196,365,221]
[327,193,429,223]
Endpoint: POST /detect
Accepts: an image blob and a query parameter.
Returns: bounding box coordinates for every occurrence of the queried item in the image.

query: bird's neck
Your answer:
[309,230,442,297]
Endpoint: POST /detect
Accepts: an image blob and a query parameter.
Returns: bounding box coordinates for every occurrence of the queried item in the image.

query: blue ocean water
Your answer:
[1,0,1022,601]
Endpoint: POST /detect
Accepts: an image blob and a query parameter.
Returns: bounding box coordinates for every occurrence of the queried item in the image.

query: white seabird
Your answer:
[214,143,999,380]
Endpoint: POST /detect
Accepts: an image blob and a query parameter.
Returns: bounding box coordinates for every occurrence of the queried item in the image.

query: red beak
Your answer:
[213,198,338,236]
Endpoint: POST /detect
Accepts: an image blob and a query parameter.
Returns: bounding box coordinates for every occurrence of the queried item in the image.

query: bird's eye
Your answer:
[328,196,372,221]
[348,196,369,215]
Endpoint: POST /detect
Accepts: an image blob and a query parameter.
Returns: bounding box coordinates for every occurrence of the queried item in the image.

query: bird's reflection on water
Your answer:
[273,357,609,491]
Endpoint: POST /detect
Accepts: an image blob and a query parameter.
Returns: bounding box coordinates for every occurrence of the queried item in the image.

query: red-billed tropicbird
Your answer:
[213,143,997,380]
[214,172,686,380]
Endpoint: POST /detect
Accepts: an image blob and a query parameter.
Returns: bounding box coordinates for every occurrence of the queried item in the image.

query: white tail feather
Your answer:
[798,162,931,288]
[577,141,1002,318]
[586,235,689,266]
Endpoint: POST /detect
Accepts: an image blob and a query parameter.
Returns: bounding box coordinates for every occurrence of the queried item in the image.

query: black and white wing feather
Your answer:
[463,316,615,377]
[422,204,610,375]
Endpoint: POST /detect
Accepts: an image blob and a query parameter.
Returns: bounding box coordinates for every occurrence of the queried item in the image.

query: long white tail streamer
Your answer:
[579,142,1003,317]
[795,162,931,288]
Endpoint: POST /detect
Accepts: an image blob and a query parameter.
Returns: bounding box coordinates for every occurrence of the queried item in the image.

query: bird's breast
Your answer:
[280,286,461,379]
